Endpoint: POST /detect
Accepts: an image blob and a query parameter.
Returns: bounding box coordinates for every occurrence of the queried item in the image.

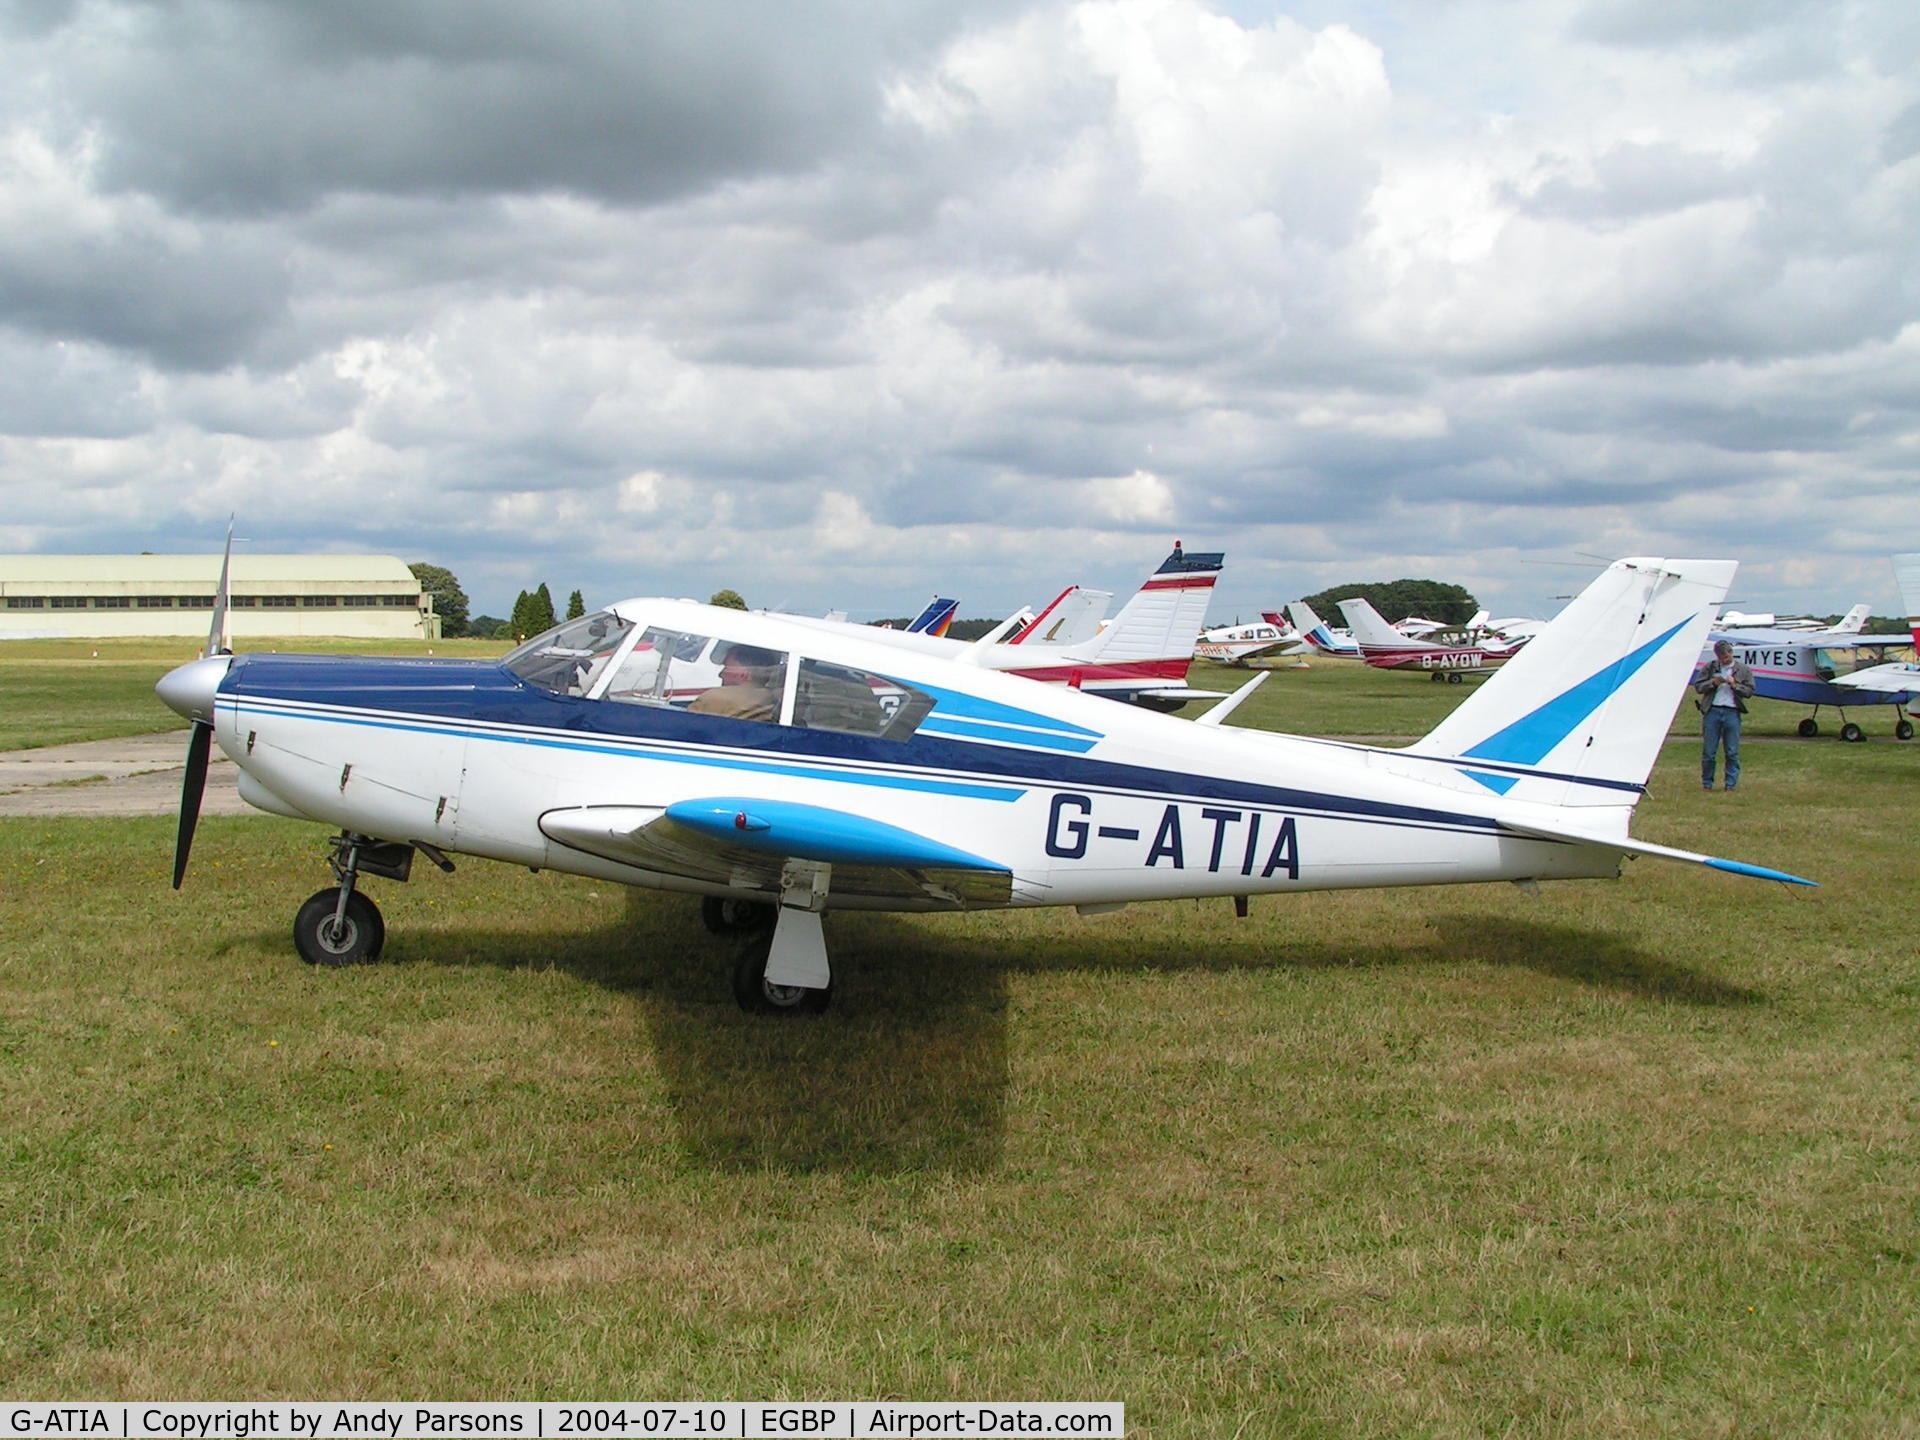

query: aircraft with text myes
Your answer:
[159,550,1813,1014]
[1695,562,1920,741]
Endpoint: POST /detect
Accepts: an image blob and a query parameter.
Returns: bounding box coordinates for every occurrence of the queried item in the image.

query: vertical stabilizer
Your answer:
[1336,596,1405,649]
[1407,558,1736,809]
[1894,554,1920,649]
[1066,544,1223,663]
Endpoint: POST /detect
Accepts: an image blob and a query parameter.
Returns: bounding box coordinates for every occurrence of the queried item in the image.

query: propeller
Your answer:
[172,719,213,889]
[165,516,236,890]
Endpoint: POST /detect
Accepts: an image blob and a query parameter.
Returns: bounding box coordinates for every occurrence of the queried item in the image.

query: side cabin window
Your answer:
[600,629,789,724]
[526,618,935,741]
[503,612,637,695]
[793,658,933,740]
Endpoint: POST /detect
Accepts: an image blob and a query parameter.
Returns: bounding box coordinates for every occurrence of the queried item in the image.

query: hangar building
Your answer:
[0,554,441,641]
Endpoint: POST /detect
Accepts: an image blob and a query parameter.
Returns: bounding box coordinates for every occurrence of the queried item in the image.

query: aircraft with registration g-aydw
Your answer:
[157,555,1812,1014]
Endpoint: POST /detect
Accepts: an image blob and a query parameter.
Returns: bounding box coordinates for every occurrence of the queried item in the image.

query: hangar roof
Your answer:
[0,555,419,585]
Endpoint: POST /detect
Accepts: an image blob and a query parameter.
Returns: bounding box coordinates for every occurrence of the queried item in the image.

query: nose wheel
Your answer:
[294,888,385,966]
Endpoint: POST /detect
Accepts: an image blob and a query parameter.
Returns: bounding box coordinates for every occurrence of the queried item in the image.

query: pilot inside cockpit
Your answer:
[686,643,785,721]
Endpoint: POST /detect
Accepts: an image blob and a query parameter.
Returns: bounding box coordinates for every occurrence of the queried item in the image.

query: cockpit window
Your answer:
[504,611,636,695]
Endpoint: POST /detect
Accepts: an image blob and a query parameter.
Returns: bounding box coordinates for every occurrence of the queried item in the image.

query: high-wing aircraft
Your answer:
[159,555,1811,1014]
[1337,596,1528,682]
[784,544,1226,711]
[1193,612,1305,666]
[1728,560,1920,744]
[1284,601,1360,658]
[1694,581,1917,741]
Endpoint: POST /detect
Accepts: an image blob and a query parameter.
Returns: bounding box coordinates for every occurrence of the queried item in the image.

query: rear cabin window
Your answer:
[793,658,934,740]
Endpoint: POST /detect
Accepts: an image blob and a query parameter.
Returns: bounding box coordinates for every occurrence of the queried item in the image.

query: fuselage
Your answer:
[201,599,1619,914]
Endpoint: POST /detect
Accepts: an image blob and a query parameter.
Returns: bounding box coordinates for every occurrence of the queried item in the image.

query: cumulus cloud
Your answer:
[0,0,1916,622]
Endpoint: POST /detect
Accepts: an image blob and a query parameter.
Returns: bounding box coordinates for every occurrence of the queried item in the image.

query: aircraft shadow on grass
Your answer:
[237,889,1759,1177]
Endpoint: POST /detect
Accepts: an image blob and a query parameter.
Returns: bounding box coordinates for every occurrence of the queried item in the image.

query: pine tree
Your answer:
[530,583,558,633]
[565,589,586,620]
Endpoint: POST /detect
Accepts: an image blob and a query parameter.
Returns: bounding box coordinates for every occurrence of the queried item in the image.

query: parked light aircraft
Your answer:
[158,554,1812,1014]
[1338,597,1528,682]
[1284,601,1360,658]
[1193,612,1305,666]
[1695,585,1917,741]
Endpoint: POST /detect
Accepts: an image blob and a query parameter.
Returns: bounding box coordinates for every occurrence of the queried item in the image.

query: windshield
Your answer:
[504,611,637,694]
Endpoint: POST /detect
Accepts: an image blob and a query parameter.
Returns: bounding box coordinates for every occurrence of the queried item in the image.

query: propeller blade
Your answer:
[172,719,213,889]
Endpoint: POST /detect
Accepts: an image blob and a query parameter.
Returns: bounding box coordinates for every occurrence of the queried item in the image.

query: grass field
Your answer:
[2,648,1917,1432]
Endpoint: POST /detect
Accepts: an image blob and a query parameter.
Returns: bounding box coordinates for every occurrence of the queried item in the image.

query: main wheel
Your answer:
[731,932,831,1015]
[701,894,776,935]
[1797,717,1819,737]
[1840,722,1866,744]
[1447,672,1464,684]
[1897,719,1914,741]
[294,889,385,966]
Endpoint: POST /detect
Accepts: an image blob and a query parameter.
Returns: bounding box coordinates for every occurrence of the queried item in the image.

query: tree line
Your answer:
[408,562,752,640]
[1296,578,1480,626]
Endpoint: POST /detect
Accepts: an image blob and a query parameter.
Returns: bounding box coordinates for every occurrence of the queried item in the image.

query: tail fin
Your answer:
[1893,554,1920,648]
[1834,603,1871,635]
[1009,585,1112,646]
[1335,596,1405,649]
[1406,558,1736,809]
[905,597,958,637]
[1287,601,1354,656]
[1066,544,1223,663]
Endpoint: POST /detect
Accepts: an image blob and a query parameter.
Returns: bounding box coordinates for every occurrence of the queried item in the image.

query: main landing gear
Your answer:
[1794,708,1911,743]
[716,862,835,1015]
[293,831,453,966]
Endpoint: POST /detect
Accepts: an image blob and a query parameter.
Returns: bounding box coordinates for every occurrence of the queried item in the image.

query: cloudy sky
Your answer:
[3,0,1916,624]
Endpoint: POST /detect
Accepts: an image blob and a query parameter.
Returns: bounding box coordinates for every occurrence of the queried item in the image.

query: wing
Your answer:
[1831,662,1920,696]
[539,796,1013,908]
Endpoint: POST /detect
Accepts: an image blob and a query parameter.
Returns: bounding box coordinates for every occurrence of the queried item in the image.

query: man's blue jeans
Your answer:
[1702,705,1741,790]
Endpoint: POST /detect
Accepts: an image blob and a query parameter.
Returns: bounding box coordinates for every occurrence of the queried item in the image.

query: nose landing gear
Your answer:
[293,832,451,966]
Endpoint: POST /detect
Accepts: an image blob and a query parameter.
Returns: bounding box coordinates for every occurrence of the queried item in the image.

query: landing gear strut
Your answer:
[293,832,445,966]
[727,861,834,1014]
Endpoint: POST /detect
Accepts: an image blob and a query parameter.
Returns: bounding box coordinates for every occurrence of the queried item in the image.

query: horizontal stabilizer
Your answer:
[1497,815,1816,887]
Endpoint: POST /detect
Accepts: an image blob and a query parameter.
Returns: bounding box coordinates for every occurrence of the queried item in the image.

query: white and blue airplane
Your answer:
[158,555,1812,1014]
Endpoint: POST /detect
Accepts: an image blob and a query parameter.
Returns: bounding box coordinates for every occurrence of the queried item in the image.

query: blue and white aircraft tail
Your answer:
[1404,558,1732,812]
[903,597,958,636]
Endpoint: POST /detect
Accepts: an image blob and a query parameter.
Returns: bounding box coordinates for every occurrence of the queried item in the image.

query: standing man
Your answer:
[1696,640,1755,791]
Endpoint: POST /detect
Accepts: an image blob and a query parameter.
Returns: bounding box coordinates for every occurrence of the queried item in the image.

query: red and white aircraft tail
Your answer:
[1002,543,1226,707]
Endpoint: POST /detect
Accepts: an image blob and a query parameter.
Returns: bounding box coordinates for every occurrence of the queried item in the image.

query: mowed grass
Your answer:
[2,668,1917,1432]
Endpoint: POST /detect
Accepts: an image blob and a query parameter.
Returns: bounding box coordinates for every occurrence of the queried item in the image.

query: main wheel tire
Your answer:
[294,889,385,966]
[1840,722,1866,744]
[1797,717,1819,737]
[1447,672,1464,684]
[1897,719,1914,741]
[730,932,831,1015]
[701,895,776,935]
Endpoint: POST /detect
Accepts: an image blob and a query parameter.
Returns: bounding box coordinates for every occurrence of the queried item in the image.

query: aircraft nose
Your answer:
[155,655,232,725]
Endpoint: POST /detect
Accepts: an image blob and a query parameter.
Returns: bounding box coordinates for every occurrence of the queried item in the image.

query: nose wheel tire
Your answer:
[731,933,831,1015]
[294,889,386,966]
